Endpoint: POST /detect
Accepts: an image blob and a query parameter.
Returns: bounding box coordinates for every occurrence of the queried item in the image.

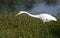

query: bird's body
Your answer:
[39,14,57,23]
[16,11,57,23]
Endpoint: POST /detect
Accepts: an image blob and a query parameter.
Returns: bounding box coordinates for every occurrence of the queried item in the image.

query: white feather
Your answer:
[16,11,57,23]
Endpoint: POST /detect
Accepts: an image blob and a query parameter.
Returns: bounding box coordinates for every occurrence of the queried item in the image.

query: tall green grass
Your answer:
[0,11,60,38]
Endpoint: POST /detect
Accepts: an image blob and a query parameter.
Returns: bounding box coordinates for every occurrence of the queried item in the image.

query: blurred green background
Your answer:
[0,0,60,38]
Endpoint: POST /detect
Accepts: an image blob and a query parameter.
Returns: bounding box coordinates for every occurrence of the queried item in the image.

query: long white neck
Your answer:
[22,12,39,18]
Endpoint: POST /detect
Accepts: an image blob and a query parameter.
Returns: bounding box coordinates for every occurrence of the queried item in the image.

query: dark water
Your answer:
[28,2,60,15]
[15,0,60,16]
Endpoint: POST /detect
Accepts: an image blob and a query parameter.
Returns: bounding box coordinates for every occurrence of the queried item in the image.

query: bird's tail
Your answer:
[53,18,57,21]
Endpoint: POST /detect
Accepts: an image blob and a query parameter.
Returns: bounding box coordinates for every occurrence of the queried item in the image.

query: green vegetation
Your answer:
[0,11,60,38]
[0,0,59,38]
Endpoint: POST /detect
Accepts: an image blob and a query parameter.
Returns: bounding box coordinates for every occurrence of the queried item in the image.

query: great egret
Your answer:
[15,11,57,23]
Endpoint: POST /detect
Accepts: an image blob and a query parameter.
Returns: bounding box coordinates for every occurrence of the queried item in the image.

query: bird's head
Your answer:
[15,11,28,16]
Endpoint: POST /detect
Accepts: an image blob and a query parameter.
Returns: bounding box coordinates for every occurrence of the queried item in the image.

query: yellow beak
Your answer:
[15,13,20,16]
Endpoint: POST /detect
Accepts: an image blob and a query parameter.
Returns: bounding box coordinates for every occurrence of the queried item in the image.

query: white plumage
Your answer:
[39,14,57,23]
[15,11,57,23]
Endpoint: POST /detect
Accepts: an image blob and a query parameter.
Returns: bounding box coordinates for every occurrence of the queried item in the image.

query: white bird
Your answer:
[15,11,57,23]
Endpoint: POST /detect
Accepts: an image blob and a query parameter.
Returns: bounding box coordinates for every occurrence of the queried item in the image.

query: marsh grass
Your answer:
[0,11,60,38]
